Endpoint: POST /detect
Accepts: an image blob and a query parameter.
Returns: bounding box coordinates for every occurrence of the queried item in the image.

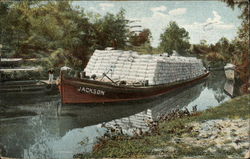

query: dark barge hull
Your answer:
[60,72,210,104]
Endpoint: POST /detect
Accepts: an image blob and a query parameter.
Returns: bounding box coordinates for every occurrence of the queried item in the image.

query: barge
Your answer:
[60,49,209,104]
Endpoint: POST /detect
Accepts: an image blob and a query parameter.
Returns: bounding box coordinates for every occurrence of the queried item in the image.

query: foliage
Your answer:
[128,42,153,54]
[0,1,130,70]
[129,29,152,46]
[222,0,249,93]
[223,0,249,46]
[0,70,44,81]
[93,9,129,50]
[190,0,249,88]
[159,21,190,55]
[191,1,249,64]
[191,36,247,69]
[206,52,225,62]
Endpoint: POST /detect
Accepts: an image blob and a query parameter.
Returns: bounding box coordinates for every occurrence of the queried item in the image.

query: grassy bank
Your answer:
[77,94,249,158]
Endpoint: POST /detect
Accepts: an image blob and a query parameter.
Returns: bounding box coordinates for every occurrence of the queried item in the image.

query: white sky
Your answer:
[73,1,242,47]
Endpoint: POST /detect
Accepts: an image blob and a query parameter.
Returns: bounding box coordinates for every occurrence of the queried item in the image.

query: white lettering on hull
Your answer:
[78,86,105,96]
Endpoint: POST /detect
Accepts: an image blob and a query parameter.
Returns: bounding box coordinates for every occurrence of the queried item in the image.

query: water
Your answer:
[0,71,231,159]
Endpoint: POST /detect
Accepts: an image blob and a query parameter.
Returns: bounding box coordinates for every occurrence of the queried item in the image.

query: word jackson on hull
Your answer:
[59,49,209,104]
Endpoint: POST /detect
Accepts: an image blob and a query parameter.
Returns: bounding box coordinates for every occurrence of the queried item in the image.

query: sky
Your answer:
[72,1,242,47]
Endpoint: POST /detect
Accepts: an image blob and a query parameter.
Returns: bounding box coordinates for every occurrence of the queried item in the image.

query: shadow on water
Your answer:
[0,71,231,159]
[58,79,205,129]
[205,71,229,103]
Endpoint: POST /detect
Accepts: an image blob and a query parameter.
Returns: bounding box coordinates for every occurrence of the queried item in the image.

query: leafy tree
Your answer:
[223,0,249,93]
[0,1,131,70]
[129,29,152,46]
[0,2,10,46]
[159,21,190,55]
[93,9,130,50]
[223,0,249,46]
[0,1,27,56]
[10,1,94,69]
[215,37,229,52]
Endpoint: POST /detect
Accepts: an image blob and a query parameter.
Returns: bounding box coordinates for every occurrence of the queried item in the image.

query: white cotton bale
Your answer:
[140,54,150,58]
[147,64,157,68]
[118,56,127,60]
[139,62,148,66]
[133,58,142,63]
[110,50,123,55]
[131,52,138,56]
[123,67,131,71]
[130,66,138,70]
[137,70,147,75]
[121,55,130,59]
[126,76,134,81]
[123,65,131,70]
[135,76,143,80]
[93,50,102,55]
[84,50,206,84]
[103,57,110,61]
[122,72,129,77]
[146,72,156,77]
[137,72,146,77]
[88,57,96,62]
[124,62,132,66]
[112,77,120,81]
[87,64,95,68]
[148,81,154,85]
[88,58,96,63]
[146,65,155,70]
[148,64,157,69]
[145,73,154,78]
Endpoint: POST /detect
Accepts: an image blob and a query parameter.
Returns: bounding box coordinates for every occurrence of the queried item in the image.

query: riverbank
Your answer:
[76,94,249,159]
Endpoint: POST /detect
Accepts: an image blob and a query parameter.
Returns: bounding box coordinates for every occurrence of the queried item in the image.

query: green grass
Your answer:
[76,94,250,158]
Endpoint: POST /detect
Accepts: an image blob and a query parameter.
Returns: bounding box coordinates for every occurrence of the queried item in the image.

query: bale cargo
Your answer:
[84,50,206,85]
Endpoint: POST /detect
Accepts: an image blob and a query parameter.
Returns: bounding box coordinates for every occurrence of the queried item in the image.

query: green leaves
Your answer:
[159,21,190,56]
[93,9,129,50]
[129,29,152,47]
[0,1,130,70]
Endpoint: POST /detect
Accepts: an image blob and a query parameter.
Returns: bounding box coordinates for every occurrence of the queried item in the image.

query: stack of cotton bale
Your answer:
[126,54,152,82]
[84,50,121,77]
[110,51,133,80]
[84,50,108,76]
[150,56,205,85]
[84,49,206,86]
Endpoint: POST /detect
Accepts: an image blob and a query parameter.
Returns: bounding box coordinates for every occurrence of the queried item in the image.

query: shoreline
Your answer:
[76,94,250,159]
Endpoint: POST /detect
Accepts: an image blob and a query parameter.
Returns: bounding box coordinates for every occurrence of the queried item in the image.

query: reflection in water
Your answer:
[103,81,204,136]
[185,71,231,111]
[206,71,229,103]
[224,80,235,97]
[0,71,230,159]
[22,117,105,159]
[0,114,106,159]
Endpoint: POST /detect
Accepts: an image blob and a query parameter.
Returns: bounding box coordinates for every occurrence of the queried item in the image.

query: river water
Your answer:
[0,71,231,159]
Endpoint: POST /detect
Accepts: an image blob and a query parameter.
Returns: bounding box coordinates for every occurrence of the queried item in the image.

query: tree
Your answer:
[0,2,10,46]
[223,0,249,93]
[214,37,229,57]
[129,29,152,46]
[0,1,131,69]
[159,21,190,55]
[93,9,130,50]
[223,0,249,46]
[0,1,27,56]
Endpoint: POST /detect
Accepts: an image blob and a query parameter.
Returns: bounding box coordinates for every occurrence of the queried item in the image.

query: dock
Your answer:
[0,67,42,72]
[40,80,58,85]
